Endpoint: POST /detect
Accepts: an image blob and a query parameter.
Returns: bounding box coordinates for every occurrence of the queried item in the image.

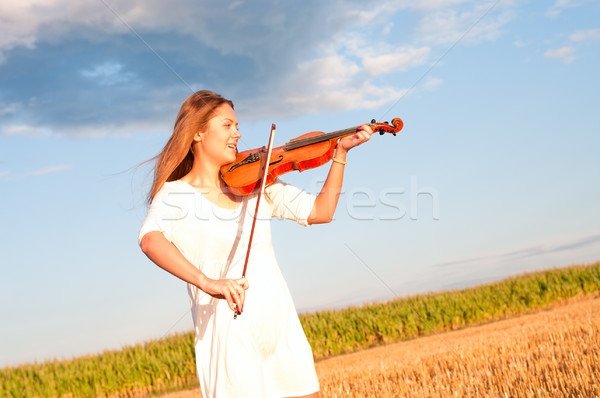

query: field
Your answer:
[1,262,599,397]
[158,293,599,397]
[315,294,599,397]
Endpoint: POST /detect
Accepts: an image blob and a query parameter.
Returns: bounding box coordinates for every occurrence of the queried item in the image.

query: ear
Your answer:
[193,129,205,143]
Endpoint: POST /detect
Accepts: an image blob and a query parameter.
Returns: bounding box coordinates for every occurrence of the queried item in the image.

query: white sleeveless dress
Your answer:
[139,179,320,398]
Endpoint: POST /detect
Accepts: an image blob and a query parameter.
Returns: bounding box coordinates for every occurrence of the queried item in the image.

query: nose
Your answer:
[232,127,241,138]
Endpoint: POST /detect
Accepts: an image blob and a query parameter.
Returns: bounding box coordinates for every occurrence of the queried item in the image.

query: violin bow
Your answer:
[234,123,277,319]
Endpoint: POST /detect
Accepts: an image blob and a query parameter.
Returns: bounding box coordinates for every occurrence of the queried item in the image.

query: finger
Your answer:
[353,131,370,145]
[237,277,249,289]
[358,124,373,135]
[233,288,243,310]
[223,290,236,312]
[238,288,245,313]
[356,128,370,139]
[233,279,247,312]
[360,124,374,135]
[229,282,244,311]
[359,130,370,141]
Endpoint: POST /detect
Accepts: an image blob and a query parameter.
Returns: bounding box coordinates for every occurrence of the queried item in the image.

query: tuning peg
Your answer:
[392,132,397,136]
[371,119,376,124]
[379,131,385,135]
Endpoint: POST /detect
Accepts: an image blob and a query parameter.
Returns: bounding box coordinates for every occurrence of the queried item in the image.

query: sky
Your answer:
[1,0,599,368]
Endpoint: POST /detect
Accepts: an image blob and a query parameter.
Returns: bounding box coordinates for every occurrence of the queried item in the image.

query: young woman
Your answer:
[139,90,373,398]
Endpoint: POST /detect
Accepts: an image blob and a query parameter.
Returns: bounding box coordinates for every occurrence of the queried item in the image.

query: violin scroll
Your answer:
[370,118,404,136]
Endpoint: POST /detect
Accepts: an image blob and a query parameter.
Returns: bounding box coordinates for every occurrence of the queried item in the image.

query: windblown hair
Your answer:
[146,90,234,204]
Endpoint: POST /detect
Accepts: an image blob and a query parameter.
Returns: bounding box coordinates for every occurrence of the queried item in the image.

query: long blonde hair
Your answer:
[146,90,234,204]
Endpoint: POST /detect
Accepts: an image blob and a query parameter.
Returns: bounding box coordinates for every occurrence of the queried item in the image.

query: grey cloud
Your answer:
[433,234,600,268]
[1,0,495,136]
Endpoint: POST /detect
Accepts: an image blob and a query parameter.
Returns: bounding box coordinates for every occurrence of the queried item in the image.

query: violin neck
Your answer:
[284,126,360,151]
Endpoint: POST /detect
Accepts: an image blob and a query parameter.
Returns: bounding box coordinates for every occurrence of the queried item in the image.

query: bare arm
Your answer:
[308,124,373,224]
[140,231,248,313]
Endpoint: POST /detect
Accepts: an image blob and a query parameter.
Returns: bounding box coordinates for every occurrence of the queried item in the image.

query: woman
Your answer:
[139,90,373,398]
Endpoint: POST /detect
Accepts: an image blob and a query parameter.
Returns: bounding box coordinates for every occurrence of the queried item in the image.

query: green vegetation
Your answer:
[0,332,197,398]
[301,262,600,358]
[1,262,598,397]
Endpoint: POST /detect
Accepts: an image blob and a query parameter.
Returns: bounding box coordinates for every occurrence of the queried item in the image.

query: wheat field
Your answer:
[157,294,599,398]
[316,295,599,397]
[3,265,597,398]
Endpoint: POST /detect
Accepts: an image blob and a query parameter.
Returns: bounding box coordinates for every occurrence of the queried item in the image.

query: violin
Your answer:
[220,118,404,196]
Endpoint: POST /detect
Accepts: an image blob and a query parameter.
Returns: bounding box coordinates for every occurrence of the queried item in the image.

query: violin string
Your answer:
[285,126,360,151]
[377,0,502,122]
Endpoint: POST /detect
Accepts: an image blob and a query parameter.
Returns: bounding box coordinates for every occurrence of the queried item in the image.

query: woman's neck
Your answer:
[181,159,241,209]
[181,157,221,189]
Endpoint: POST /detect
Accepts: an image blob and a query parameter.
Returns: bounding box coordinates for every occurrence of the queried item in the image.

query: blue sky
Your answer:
[1,0,599,368]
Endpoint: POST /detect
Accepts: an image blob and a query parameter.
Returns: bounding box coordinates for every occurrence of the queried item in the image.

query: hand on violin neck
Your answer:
[337,123,373,153]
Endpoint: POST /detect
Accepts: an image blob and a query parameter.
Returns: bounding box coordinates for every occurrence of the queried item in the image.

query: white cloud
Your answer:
[0,102,20,116]
[238,51,402,119]
[0,2,40,63]
[546,0,577,18]
[0,1,111,64]
[0,1,503,66]
[422,76,443,91]
[81,62,136,86]
[228,0,244,11]
[295,55,361,90]
[1,118,171,138]
[230,47,409,120]
[416,2,514,45]
[234,25,429,119]
[569,28,600,42]
[1,1,499,132]
[363,47,430,76]
[282,84,402,116]
[2,124,53,136]
[545,46,575,63]
[28,164,73,176]
[514,39,532,48]
[409,0,472,11]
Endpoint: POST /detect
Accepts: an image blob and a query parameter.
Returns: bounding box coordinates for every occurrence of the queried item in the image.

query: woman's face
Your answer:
[196,103,241,166]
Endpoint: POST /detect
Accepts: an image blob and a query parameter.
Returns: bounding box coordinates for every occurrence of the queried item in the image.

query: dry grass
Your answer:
[316,295,599,397]
[157,294,599,398]
[5,264,597,398]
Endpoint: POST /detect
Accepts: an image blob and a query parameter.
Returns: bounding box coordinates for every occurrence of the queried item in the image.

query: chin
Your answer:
[221,154,236,166]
